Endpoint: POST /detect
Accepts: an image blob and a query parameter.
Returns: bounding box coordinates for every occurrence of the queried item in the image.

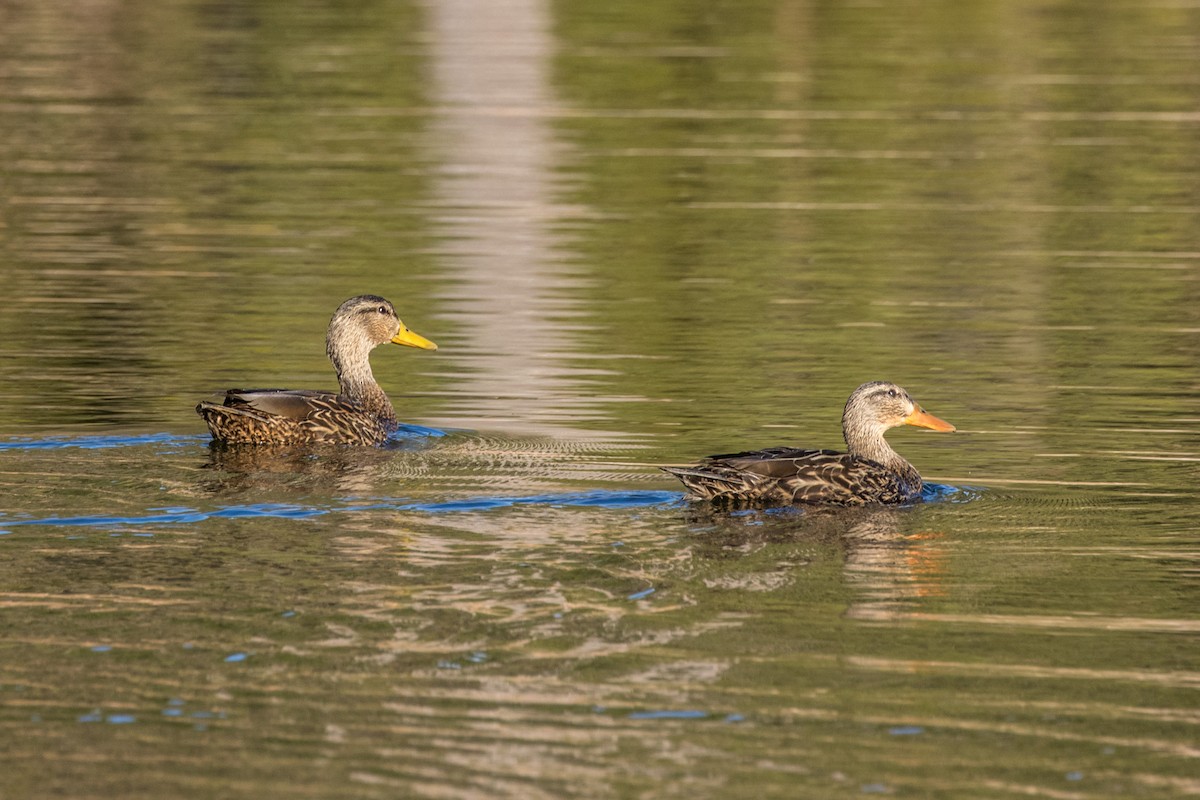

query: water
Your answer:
[2,0,1199,797]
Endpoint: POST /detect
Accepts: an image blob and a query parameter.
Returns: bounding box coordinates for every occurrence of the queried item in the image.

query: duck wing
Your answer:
[219,389,346,421]
[664,447,908,506]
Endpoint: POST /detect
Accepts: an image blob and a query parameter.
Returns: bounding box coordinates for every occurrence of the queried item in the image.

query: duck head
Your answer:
[842,380,955,445]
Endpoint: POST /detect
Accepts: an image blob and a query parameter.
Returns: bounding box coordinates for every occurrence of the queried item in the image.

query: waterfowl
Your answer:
[662,381,955,507]
[196,295,437,446]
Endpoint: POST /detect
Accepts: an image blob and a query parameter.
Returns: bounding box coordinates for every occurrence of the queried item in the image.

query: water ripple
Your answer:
[0,479,985,532]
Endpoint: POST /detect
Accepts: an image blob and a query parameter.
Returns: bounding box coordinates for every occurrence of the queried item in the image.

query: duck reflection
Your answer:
[680,503,947,619]
[198,439,426,496]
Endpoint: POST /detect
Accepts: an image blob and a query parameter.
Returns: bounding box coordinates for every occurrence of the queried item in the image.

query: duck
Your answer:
[661,381,955,506]
[196,294,437,446]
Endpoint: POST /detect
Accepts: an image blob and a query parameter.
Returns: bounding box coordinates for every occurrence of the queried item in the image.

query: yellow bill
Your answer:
[903,407,955,432]
[390,325,438,351]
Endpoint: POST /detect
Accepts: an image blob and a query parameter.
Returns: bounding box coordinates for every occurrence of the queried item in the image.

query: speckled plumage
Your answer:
[196,295,437,446]
[662,381,955,507]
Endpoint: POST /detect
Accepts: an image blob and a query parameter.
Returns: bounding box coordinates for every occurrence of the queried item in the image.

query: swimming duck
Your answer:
[196,295,437,446]
[662,381,955,506]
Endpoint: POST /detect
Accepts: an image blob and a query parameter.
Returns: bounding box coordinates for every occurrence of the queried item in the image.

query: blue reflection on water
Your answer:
[888,725,925,736]
[922,483,984,504]
[390,490,681,513]
[388,423,448,439]
[77,710,136,724]
[0,433,206,451]
[0,503,327,529]
[627,709,709,720]
[0,491,680,532]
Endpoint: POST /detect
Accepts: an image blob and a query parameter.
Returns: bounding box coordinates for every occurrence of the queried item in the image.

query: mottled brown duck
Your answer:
[196,295,437,446]
[662,381,955,506]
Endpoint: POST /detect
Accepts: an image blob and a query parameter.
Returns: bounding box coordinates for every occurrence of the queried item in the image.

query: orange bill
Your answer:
[390,324,438,351]
[903,406,955,432]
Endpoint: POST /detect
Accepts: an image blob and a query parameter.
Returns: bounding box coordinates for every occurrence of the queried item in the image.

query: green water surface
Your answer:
[1,0,1197,797]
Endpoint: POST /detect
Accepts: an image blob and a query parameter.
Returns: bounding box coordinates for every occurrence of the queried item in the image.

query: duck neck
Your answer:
[339,367,396,422]
[844,422,918,482]
[328,337,396,423]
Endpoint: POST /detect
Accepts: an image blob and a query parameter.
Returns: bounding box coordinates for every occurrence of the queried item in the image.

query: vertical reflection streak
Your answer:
[423,0,617,440]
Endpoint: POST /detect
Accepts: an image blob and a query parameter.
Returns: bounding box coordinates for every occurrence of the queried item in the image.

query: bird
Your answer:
[196,294,437,446]
[661,381,955,507]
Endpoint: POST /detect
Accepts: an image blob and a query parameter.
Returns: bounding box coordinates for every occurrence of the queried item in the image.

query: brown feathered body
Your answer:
[663,446,921,507]
[662,381,954,507]
[196,295,436,446]
[197,388,396,446]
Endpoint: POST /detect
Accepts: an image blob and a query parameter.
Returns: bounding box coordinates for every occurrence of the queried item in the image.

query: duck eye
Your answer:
[377,305,388,315]
[887,389,897,398]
